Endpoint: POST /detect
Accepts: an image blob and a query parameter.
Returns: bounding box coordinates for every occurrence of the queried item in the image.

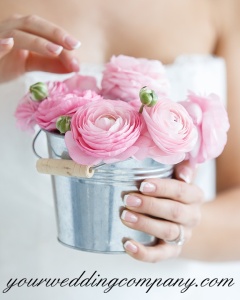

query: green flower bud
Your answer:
[139,86,152,105]
[56,116,71,134]
[30,82,48,101]
[139,86,158,113]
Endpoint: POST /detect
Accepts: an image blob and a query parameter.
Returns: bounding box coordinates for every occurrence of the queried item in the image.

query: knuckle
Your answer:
[139,215,150,232]
[9,14,22,20]
[32,36,44,47]
[139,247,159,263]
[163,223,179,241]
[139,250,151,262]
[170,202,183,221]
[144,196,155,214]
[4,29,17,38]
[22,14,39,27]
[185,205,202,227]
[175,180,187,200]
[158,179,167,196]
[130,246,148,262]
[52,27,65,41]
[27,36,43,50]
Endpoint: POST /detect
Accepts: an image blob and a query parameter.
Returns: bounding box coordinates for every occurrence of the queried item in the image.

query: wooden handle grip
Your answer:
[36,158,94,178]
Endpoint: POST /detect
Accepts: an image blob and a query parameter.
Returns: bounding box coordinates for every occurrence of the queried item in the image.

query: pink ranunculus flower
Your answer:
[65,100,144,165]
[47,81,69,96]
[142,98,198,164]
[180,91,230,165]
[15,94,40,133]
[63,74,100,93]
[35,92,102,131]
[70,89,103,100]
[15,81,68,133]
[101,55,170,102]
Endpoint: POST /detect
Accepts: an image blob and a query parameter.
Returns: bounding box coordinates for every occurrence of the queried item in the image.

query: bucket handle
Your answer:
[32,129,94,178]
[32,130,132,178]
[32,129,43,159]
[36,158,95,178]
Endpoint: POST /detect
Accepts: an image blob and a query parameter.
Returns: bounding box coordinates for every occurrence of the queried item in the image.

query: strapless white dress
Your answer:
[0,55,239,300]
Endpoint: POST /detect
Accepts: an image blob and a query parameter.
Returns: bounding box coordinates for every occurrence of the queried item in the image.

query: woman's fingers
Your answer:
[0,37,14,58]
[121,209,192,240]
[139,178,204,204]
[174,160,196,183]
[121,177,203,233]
[9,29,81,72]
[58,48,80,72]
[25,52,75,73]
[123,239,181,263]
[121,175,204,262]
[120,162,201,263]
[123,194,201,226]
[1,29,64,57]
[0,15,80,75]
[1,15,81,50]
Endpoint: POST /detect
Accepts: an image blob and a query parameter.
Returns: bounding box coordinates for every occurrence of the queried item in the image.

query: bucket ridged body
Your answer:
[46,131,173,253]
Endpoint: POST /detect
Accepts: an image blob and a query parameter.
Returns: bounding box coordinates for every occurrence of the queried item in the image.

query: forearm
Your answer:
[181,186,240,261]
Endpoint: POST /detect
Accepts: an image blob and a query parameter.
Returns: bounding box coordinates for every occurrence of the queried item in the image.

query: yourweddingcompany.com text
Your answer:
[2,271,235,294]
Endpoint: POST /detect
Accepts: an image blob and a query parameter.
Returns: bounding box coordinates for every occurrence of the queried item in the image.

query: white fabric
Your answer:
[0,55,240,300]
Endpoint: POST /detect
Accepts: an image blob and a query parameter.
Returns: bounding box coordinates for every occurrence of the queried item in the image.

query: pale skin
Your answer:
[0,0,240,262]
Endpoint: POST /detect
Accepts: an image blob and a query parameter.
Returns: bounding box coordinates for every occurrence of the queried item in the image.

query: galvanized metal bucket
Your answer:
[35,131,173,253]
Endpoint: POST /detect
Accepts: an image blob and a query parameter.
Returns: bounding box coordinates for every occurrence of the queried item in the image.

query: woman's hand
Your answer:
[0,14,81,83]
[121,163,204,262]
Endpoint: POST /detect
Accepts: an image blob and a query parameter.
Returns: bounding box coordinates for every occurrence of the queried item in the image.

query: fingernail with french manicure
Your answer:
[140,182,156,193]
[178,166,193,184]
[65,36,81,49]
[123,195,141,207]
[0,37,14,45]
[46,43,63,55]
[121,210,138,223]
[123,241,138,253]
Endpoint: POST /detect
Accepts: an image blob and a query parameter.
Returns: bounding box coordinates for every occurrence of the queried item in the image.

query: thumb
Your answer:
[174,160,197,184]
[0,38,14,59]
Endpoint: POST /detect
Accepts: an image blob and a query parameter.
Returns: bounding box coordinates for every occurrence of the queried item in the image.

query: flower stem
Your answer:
[139,104,145,114]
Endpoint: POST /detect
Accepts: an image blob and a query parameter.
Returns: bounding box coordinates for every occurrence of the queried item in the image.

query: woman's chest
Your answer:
[1,0,217,63]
